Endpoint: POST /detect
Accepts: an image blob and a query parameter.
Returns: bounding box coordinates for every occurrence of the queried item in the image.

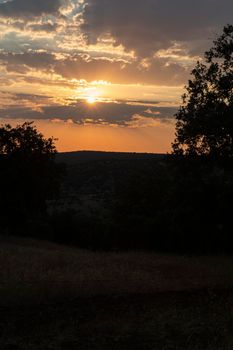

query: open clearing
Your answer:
[0,236,233,349]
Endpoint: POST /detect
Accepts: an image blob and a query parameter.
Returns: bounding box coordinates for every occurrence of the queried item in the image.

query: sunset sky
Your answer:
[0,0,232,152]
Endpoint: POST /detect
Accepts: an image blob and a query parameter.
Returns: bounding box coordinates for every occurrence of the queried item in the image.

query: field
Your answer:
[1,235,233,349]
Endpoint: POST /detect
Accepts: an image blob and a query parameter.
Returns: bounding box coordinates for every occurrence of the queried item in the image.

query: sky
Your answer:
[0,0,232,152]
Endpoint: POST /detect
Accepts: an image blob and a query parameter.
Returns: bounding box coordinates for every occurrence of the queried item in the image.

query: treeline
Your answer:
[46,156,233,253]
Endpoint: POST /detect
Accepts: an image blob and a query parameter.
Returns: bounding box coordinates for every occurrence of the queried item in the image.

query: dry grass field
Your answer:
[0,235,233,349]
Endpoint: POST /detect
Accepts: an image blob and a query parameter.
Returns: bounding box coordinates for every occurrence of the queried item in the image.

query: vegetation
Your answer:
[173,24,233,158]
[0,122,64,234]
[45,151,233,253]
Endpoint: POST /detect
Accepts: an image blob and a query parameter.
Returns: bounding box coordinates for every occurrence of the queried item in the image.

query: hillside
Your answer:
[45,151,170,249]
[56,150,165,164]
[56,150,165,195]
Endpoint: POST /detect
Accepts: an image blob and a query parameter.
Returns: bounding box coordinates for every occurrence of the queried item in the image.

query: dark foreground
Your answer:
[0,237,233,349]
[1,289,233,350]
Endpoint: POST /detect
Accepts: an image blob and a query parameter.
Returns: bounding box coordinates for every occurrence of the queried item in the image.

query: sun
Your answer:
[86,96,96,104]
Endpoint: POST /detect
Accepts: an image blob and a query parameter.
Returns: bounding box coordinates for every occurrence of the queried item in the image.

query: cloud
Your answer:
[55,54,189,85]
[0,92,177,127]
[0,31,57,53]
[81,0,233,57]
[0,51,56,72]
[0,0,69,18]
[28,22,61,33]
[0,51,189,86]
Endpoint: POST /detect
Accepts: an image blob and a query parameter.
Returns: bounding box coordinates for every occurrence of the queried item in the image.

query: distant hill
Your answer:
[53,151,167,212]
[56,150,165,164]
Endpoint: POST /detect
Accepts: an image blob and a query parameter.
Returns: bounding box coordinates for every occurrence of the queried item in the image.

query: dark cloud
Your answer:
[0,51,56,73]
[0,51,189,86]
[0,0,68,18]
[0,93,177,126]
[8,92,53,103]
[81,0,233,57]
[28,22,61,32]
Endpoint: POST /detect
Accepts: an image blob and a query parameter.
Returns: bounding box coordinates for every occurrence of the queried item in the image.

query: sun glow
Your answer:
[86,96,97,104]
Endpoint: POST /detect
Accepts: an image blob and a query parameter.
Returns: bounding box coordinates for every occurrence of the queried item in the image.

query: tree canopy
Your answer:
[172,25,233,159]
[0,122,56,157]
[0,122,64,230]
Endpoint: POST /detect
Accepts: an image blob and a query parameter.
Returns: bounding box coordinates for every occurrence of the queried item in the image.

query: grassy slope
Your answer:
[1,236,233,349]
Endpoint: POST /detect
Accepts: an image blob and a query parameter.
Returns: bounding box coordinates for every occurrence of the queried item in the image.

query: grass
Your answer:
[0,235,233,349]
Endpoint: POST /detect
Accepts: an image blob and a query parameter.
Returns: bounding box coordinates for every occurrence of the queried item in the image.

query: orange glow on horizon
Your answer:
[35,120,175,154]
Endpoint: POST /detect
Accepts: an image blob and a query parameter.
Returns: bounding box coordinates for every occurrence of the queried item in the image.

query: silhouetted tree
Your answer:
[173,25,233,159]
[0,122,64,231]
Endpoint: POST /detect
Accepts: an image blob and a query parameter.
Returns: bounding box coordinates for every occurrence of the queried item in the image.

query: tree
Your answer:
[172,25,233,159]
[0,122,64,229]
